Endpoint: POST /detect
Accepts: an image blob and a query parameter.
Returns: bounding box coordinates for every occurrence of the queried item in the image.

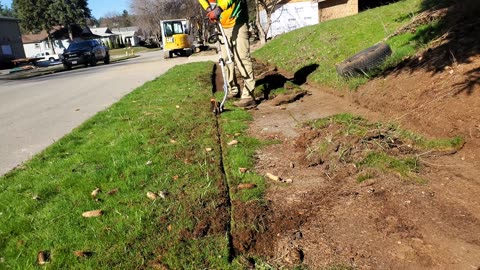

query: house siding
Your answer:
[0,17,26,60]
[319,0,359,22]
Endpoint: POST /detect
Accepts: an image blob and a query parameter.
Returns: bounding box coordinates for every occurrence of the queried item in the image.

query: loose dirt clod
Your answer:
[82,210,103,218]
[266,172,281,181]
[147,192,158,200]
[238,183,257,190]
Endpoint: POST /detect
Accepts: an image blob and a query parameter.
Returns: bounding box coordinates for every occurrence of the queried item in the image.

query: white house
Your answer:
[112,27,140,47]
[22,25,101,57]
[259,0,359,38]
[90,27,119,47]
[22,27,70,57]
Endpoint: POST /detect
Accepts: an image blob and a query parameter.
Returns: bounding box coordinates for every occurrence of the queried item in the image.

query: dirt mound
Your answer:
[237,5,480,267]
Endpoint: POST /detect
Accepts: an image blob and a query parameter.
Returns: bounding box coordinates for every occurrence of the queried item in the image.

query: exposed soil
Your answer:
[232,4,480,269]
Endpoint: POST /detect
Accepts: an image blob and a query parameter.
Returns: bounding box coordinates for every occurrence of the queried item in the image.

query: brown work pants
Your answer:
[221,22,255,99]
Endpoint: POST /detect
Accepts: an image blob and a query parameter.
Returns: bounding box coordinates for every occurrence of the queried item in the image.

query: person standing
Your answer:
[199,0,256,108]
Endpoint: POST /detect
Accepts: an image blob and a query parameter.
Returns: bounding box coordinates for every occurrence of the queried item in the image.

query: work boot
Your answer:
[233,97,257,109]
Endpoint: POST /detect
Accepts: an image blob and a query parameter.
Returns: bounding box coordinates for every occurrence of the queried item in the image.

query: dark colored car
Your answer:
[61,40,110,70]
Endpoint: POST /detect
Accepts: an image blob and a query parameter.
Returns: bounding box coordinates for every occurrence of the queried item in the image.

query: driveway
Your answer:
[0,50,216,175]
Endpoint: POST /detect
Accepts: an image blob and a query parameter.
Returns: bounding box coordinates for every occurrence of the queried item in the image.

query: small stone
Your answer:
[176,105,180,109]
[205,147,213,152]
[147,192,158,200]
[284,179,293,183]
[266,172,281,181]
[237,183,257,190]
[82,210,103,218]
[239,167,248,173]
[32,195,41,200]
[170,139,177,144]
[227,140,239,146]
[91,188,101,198]
[290,162,295,168]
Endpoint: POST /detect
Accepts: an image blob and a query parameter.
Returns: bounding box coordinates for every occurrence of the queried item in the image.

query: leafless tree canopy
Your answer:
[130,0,201,38]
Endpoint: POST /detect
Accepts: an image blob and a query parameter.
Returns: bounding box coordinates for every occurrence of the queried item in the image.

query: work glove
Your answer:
[207,6,222,22]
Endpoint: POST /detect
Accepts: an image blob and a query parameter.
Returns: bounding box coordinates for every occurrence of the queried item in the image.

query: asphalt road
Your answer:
[0,50,216,175]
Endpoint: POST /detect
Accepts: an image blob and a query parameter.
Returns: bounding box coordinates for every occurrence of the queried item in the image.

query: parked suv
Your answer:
[62,40,110,70]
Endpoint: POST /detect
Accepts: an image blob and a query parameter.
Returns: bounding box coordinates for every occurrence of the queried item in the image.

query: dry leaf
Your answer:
[82,209,103,218]
[158,191,167,199]
[266,173,281,182]
[227,140,239,146]
[237,183,257,190]
[167,224,172,231]
[147,191,158,200]
[91,188,101,198]
[74,250,93,258]
[239,168,248,173]
[172,175,179,181]
[107,188,119,195]
[37,251,49,265]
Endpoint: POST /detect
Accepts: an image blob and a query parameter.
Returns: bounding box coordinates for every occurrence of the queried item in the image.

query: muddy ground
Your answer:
[232,7,480,270]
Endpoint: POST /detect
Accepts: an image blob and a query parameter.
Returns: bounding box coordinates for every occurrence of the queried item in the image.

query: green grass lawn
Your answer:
[0,62,263,269]
[109,47,160,57]
[253,0,446,89]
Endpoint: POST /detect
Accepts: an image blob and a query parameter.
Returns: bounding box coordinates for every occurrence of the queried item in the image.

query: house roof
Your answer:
[22,26,66,43]
[0,16,20,22]
[90,27,118,37]
[112,26,139,33]
[22,25,101,43]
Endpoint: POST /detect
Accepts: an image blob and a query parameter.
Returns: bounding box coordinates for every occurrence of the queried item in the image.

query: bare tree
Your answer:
[130,0,199,44]
[255,0,282,44]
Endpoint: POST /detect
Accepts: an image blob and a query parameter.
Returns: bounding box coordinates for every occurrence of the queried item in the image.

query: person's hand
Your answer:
[207,6,222,22]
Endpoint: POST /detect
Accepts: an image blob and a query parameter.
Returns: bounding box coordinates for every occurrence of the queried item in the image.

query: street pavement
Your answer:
[0,50,216,175]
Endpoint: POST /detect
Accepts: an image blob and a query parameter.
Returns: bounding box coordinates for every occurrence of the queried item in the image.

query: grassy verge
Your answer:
[253,0,449,89]
[109,47,160,57]
[0,62,246,269]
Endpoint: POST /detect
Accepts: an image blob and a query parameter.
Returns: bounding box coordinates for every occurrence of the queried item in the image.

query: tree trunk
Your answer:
[47,30,56,54]
[255,0,267,44]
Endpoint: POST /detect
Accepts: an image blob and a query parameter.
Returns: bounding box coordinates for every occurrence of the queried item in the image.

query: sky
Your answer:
[2,0,131,19]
